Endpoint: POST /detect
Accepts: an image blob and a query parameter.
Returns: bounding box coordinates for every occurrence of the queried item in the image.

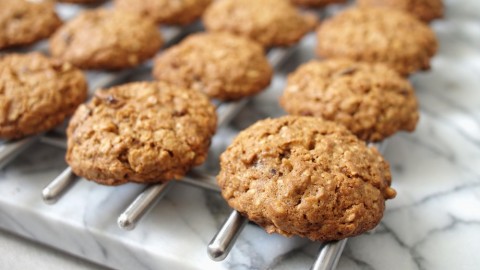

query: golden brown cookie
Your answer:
[291,0,347,8]
[66,82,217,185]
[316,7,438,76]
[280,59,419,142]
[218,116,396,241]
[49,9,163,70]
[153,32,273,101]
[203,0,316,47]
[57,0,103,3]
[0,0,62,49]
[0,53,87,140]
[115,0,212,25]
[358,0,444,22]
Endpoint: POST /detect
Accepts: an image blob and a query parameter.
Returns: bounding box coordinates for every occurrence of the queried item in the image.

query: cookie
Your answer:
[291,0,347,8]
[153,32,273,101]
[0,0,62,49]
[115,0,212,25]
[218,116,396,241]
[280,59,419,142]
[57,0,103,3]
[49,9,163,70]
[0,53,87,140]
[203,0,316,47]
[316,7,438,76]
[66,82,217,185]
[358,0,444,22]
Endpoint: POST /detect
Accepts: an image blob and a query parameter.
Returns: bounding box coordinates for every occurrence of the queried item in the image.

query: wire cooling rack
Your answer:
[0,2,388,270]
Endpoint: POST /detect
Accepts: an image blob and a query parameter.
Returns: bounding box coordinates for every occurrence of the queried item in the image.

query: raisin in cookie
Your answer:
[115,0,212,25]
[153,32,273,101]
[66,82,217,185]
[203,0,316,47]
[280,59,419,141]
[0,53,87,139]
[0,0,62,49]
[358,0,444,22]
[50,9,163,70]
[316,7,437,76]
[218,116,396,241]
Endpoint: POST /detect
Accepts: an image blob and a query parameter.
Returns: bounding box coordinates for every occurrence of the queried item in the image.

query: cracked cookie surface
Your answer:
[115,0,212,25]
[218,116,396,241]
[0,0,62,49]
[280,59,419,142]
[66,81,217,185]
[0,52,87,140]
[316,7,437,76]
[49,9,163,70]
[153,32,273,101]
[203,0,316,47]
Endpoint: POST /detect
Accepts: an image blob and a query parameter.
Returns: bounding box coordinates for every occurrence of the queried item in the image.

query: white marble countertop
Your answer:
[1,0,480,269]
[0,228,107,270]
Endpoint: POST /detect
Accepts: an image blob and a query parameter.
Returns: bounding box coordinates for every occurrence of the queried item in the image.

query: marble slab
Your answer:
[1,1,480,269]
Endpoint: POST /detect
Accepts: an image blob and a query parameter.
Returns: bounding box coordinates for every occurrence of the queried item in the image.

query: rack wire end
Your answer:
[41,188,58,205]
[207,243,228,261]
[118,213,136,231]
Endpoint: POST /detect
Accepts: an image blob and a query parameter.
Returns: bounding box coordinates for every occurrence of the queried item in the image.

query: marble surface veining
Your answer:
[1,0,480,269]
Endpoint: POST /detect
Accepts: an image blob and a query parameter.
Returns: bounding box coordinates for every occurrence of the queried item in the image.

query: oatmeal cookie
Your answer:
[203,0,316,47]
[153,32,273,101]
[0,0,62,49]
[49,9,163,70]
[0,53,87,139]
[66,81,217,185]
[115,0,212,25]
[291,0,347,8]
[218,116,396,241]
[316,7,438,76]
[358,0,444,22]
[57,0,103,3]
[280,59,419,141]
